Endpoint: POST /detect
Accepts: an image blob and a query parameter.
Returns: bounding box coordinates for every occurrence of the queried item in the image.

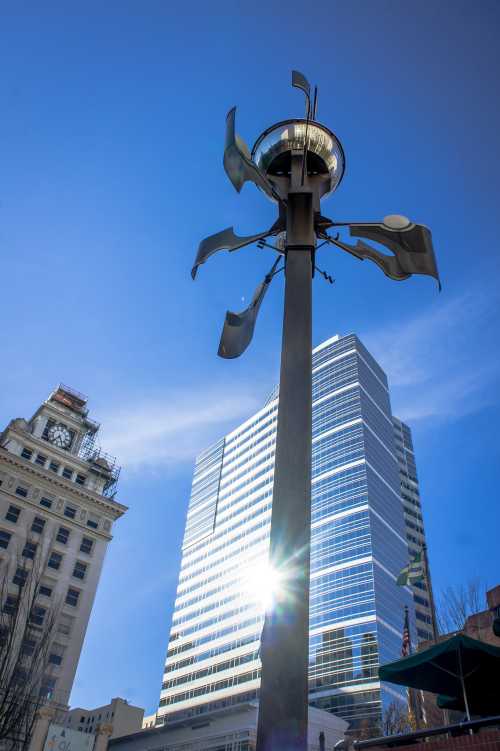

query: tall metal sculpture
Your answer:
[192,71,440,751]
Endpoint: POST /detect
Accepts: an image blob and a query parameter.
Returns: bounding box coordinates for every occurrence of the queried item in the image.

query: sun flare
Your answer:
[242,560,282,611]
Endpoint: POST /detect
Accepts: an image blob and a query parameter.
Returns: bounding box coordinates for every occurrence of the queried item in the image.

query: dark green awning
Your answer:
[379,634,500,720]
[437,693,500,717]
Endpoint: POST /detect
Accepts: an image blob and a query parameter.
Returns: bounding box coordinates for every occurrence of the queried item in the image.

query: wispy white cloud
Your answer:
[98,291,499,469]
[98,387,260,470]
[362,290,500,423]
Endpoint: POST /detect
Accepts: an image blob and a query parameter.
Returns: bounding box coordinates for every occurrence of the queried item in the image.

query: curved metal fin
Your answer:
[192,226,274,279]
[332,236,411,282]
[292,70,311,100]
[218,258,280,359]
[223,107,280,201]
[349,222,441,289]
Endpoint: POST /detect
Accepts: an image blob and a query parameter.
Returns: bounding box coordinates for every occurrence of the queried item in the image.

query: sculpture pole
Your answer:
[256,165,315,751]
[192,69,440,751]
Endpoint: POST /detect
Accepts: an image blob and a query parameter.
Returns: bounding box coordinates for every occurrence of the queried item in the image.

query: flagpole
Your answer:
[404,606,420,730]
[421,543,447,729]
[422,543,439,642]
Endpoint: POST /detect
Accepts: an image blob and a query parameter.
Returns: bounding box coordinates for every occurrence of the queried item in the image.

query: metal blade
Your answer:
[292,70,311,98]
[349,221,441,289]
[218,258,280,358]
[332,237,411,282]
[191,226,278,279]
[223,107,280,201]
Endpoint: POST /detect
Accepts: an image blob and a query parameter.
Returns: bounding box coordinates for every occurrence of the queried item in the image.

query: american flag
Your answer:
[401,606,411,657]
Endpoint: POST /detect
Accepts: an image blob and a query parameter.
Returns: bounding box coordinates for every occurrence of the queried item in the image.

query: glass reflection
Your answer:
[252,119,345,195]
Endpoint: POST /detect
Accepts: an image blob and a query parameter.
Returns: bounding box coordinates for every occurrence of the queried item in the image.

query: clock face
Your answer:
[47,423,72,449]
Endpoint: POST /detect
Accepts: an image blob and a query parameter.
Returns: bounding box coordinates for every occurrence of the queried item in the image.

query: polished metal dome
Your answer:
[251,118,345,198]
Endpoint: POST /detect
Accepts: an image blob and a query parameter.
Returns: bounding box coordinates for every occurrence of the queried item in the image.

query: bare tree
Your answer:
[0,534,61,750]
[352,718,380,741]
[436,578,487,635]
[382,700,412,736]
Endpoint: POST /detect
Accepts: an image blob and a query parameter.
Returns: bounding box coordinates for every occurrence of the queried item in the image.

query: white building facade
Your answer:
[111,703,347,751]
[0,385,127,707]
[157,335,426,732]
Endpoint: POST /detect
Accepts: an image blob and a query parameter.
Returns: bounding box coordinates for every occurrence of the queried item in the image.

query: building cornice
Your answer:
[0,448,127,519]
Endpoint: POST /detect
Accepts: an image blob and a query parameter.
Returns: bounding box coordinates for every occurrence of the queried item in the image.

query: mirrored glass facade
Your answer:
[157,334,421,732]
[393,417,434,643]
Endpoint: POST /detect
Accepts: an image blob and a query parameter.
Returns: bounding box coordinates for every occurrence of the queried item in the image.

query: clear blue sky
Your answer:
[1,0,499,716]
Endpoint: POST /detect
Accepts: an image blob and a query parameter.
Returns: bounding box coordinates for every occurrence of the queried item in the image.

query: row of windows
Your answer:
[401,491,421,508]
[415,610,432,624]
[174,599,258,640]
[313,336,355,364]
[13,635,65,668]
[313,352,388,410]
[219,449,274,500]
[310,686,382,730]
[183,470,273,555]
[1,528,89,583]
[167,614,263,658]
[220,433,275,491]
[179,528,268,590]
[158,689,258,724]
[177,547,261,604]
[313,427,365,479]
[313,388,361,440]
[181,490,271,573]
[3,512,93,554]
[179,506,270,587]
[312,338,363,374]
[8,563,84,602]
[176,544,268,618]
[20,447,86,486]
[8,482,101,531]
[73,708,116,735]
[47,550,87,583]
[187,469,221,518]
[224,410,277,463]
[406,532,420,546]
[215,474,273,523]
[3,585,81,617]
[405,518,424,535]
[159,668,260,707]
[417,627,433,641]
[310,565,376,630]
[162,649,259,690]
[165,631,259,674]
[191,438,224,478]
[401,471,418,487]
[173,586,247,629]
[413,594,430,608]
[403,504,423,522]
[4,502,97,550]
[214,463,274,519]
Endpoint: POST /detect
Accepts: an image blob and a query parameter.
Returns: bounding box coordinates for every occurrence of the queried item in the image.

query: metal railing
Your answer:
[352,715,500,749]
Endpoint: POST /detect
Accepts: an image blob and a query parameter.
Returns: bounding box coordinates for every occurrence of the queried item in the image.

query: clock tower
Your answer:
[0,385,127,709]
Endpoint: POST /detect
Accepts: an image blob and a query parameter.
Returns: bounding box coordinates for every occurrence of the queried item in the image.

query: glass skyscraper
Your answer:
[393,417,435,643]
[157,334,424,732]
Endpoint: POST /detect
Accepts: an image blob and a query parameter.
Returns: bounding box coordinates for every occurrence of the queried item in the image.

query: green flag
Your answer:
[397,552,425,586]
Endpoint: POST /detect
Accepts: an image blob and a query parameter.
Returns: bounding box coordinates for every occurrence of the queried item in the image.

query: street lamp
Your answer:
[192,71,440,751]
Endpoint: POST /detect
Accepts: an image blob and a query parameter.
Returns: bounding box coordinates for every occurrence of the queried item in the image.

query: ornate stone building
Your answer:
[0,384,127,707]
